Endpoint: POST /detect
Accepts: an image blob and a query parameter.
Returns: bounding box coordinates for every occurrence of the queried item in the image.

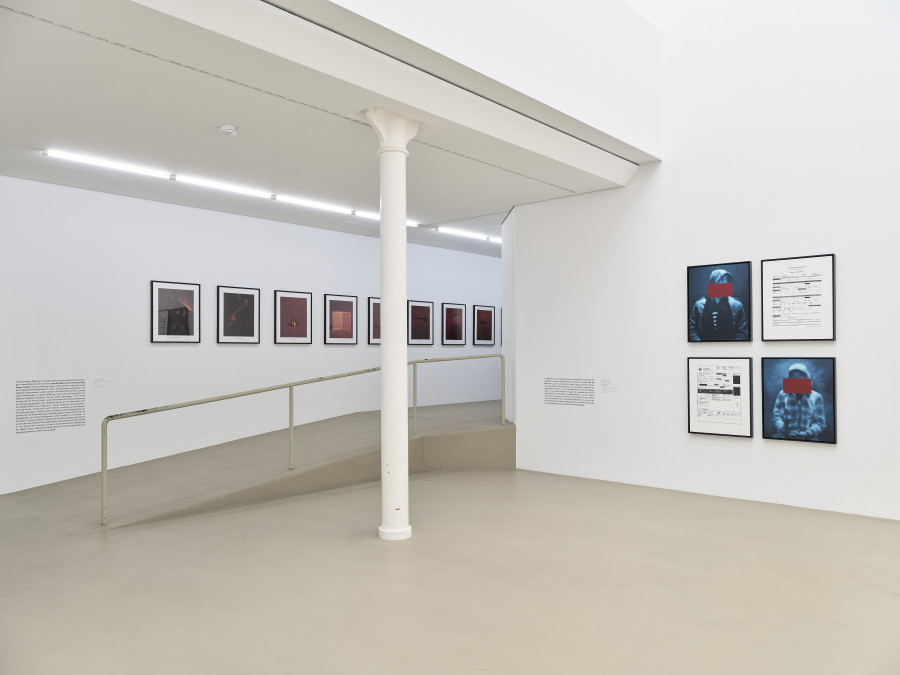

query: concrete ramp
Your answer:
[4,401,514,529]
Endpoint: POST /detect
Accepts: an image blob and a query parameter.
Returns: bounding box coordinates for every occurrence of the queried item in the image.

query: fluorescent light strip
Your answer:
[436,226,501,243]
[175,174,272,199]
[43,149,420,225]
[44,149,171,180]
[276,194,352,215]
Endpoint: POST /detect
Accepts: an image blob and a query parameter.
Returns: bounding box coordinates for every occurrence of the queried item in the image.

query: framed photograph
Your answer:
[473,305,495,346]
[274,290,311,344]
[442,302,466,345]
[325,294,357,344]
[408,300,434,345]
[687,357,752,437]
[368,297,381,345]
[761,254,835,341]
[687,261,751,342]
[761,358,836,443]
[151,280,200,343]
[218,286,260,343]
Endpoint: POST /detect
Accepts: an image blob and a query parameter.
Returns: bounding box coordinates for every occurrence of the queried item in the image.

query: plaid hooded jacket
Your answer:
[772,363,826,440]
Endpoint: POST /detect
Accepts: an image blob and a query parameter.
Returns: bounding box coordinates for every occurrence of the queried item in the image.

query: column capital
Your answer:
[365,106,420,153]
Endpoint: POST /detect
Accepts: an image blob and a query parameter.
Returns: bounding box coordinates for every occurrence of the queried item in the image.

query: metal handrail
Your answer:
[100,353,505,525]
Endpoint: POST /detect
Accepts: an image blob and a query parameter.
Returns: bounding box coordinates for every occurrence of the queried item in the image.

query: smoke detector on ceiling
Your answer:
[217,125,239,137]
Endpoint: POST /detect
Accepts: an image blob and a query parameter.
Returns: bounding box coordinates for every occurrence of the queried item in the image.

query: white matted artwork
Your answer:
[324,294,357,344]
[761,254,835,341]
[687,357,752,437]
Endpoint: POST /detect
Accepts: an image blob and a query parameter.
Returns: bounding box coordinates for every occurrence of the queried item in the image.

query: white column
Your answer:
[365,106,419,541]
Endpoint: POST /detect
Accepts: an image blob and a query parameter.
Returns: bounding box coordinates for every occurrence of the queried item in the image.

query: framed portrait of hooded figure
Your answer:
[687,261,752,342]
[761,358,836,444]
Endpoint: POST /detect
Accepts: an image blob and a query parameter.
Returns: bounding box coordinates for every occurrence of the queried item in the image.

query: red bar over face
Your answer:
[783,378,812,394]
[708,282,733,298]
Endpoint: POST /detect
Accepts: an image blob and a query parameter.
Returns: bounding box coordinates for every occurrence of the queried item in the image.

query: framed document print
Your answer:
[368,297,381,345]
[473,305,495,346]
[151,280,200,343]
[442,302,466,345]
[687,357,752,437]
[218,285,259,344]
[687,261,751,342]
[408,300,434,345]
[324,294,357,344]
[761,254,835,340]
[761,357,836,443]
[274,290,311,344]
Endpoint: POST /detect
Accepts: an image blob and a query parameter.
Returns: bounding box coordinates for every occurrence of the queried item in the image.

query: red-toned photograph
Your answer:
[408,300,434,345]
[368,297,381,344]
[473,304,495,346]
[218,285,260,344]
[442,303,465,345]
[275,290,311,344]
[325,294,357,344]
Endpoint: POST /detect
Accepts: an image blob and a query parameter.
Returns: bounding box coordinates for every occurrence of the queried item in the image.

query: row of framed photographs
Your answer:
[687,357,836,443]
[687,253,835,342]
[151,281,497,346]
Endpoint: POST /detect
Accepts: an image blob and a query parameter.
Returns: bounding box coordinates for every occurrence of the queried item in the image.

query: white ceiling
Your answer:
[0,0,643,257]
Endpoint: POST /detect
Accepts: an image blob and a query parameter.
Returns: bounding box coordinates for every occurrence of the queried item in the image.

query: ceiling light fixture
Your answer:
[43,149,171,180]
[175,174,272,199]
[42,148,421,225]
[276,195,352,215]
[436,226,501,244]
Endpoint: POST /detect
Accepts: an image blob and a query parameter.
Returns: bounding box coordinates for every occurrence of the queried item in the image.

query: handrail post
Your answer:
[101,418,109,526]
[289,386,295,470]
[500,353,506,425]
[413,362,418,434]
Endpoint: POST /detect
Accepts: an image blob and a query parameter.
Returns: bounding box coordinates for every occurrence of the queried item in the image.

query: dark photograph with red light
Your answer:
[687,261,751,342]
[325,294,357,344]
[473,304,495,346]
[408,300,434,345]
[151,280,200,343]
[442,303,466,345]
[218,285,260,343]
[762,357,835,443]
[275,290,311,344]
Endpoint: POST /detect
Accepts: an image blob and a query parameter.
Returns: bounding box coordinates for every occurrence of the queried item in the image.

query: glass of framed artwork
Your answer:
[151,280,200,343]
[687,357,752,437]
[408,300,434,345]
[217,286,259,344]
[324,294,357,344]
[368,297,381,345]
[687,261,752,342]
[274,290,311,344]
[761,254,835,341]
[442,302,466,345]
[473,305,495,346]
[761,357,836,443]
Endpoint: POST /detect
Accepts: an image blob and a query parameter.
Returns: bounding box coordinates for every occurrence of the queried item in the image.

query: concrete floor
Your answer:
[3,472,900,673]
[3,404,900,673]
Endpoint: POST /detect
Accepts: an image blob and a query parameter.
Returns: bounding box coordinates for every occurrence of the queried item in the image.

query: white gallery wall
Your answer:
[0,176,501,494]
[511,1,900,520]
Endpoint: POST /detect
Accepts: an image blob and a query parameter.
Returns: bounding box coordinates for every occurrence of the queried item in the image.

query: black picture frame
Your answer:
[687,357,753,437]
[151,280,200,343]
[408,300,434,345]
[761,254,835,341]
[368,297,381,345]
[761,357,836,443]
[442,302,466,345]
[473,305,495,346]
[324,294,357,344]
[274,290,312,344]
[687,261,752,342]
[217,285,260,344]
